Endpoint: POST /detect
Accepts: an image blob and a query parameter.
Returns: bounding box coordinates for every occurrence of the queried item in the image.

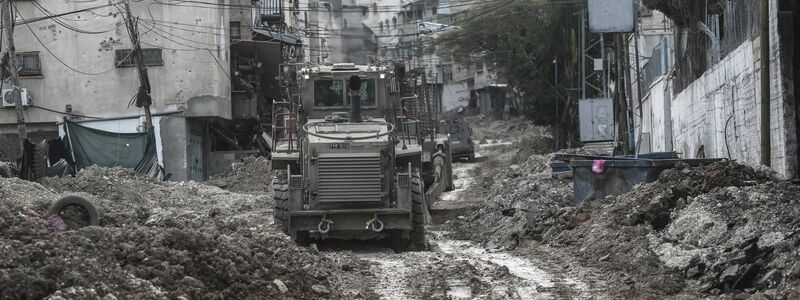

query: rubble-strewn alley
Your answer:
[3,116,800,299]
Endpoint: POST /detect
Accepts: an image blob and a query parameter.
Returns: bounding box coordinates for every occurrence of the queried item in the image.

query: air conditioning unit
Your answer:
[1,88,32,108]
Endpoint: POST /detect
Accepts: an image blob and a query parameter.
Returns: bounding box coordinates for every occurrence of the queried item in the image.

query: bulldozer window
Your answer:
[314,80,345,107]
[346,79,377,107]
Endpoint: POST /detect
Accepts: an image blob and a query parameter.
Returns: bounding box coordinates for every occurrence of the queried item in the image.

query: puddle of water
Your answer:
[433,233,558,300]
[441,163,478,202]
[479,139,513,148]
[359,254,411,300]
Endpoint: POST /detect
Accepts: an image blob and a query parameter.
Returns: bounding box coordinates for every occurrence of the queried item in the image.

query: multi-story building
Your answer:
[0,1,233,181]
[0,1,304,181]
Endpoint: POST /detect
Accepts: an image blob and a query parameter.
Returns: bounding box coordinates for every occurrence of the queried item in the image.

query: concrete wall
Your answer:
[159,116,189,181]
[635,2,796,178]
[231,0,255,41]
[441,82,469,111]
[668,1,793,177]
[0,1,231,127]
[639,77,672,153]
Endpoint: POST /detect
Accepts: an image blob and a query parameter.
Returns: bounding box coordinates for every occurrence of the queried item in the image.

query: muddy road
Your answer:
[324,141,611,299]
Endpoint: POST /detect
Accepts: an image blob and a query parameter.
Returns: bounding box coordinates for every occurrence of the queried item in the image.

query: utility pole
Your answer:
[615,34,631,155]
[553,58,559,151]
[123,0,153,132]
[3,0,26,154]
[759,0,771,166]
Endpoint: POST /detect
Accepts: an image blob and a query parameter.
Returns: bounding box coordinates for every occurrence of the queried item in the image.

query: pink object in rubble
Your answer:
[592,159,606,174]
[47,215,66,231]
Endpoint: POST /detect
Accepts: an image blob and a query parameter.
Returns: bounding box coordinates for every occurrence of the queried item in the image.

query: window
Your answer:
[16,52,41,77]
[346,78,376,107]
[313,79,376,107]
[115,48,164,67]
[314,80,345,107]
[230,21,241,40]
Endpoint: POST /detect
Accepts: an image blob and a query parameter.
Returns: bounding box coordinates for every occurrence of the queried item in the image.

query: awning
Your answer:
[252,28,301,45]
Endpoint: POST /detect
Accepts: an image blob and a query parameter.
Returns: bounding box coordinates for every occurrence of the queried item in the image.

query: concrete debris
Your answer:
[0,166,367,299]
[311,284,331,295]
[206,156,272,194]
[273,279,288,293]
[550,161,800,297]
[445,116,800,298]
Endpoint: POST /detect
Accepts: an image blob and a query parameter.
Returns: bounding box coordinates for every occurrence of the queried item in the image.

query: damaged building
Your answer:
[0,1,298,181]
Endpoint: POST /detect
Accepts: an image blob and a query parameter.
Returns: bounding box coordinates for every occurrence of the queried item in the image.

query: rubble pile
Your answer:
[554,161,800,298]
[0,167,363,299]
[450,138,571,248]
[467,116,554,153]
[207,156,272,194]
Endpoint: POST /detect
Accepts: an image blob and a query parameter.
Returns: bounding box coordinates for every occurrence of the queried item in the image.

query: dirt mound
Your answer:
[39,167,270,228]
[553,161,800,297]
[207,156,272,194]
[447,150,572,249]
[1,167,363,299]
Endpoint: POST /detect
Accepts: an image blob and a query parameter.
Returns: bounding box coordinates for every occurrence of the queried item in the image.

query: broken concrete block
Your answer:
[311,284,330,294]
[719,264,740,283]
[755,269,782,289]
[686,264,705,279]
[273,279,289,293]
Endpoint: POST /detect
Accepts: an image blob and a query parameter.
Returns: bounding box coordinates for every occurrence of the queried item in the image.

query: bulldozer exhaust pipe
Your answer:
[349,75,362,123]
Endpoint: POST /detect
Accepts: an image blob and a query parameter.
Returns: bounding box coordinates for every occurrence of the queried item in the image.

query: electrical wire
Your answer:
[13,4,137,76]
[150,0,507,13]
[30,1,123,35]
[2,1,124,29]
[29,105,104,119]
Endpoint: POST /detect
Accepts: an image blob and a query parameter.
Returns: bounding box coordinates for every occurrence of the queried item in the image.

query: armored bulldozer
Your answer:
[270,63,453,249]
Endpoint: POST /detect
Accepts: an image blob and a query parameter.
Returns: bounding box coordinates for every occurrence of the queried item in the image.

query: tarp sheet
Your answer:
[63,120,151,170]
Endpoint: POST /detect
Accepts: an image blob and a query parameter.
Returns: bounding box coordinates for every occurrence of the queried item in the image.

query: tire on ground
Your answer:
[409,171,428,250]
[47,194,99,227]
